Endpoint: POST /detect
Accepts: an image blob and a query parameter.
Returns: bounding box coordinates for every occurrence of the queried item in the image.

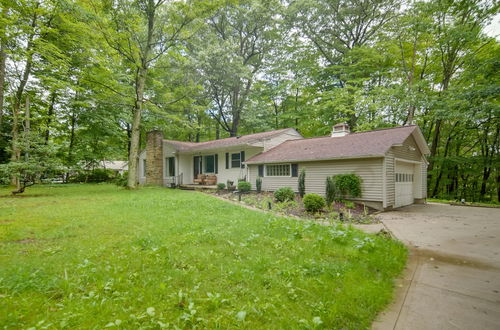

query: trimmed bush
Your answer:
[237,181,251,193]
[256,177,262,193]
[298,168,306,198]
[217,182,226,191]
[303,193,326,213]
[325,176,339,205]
[274,187,295,202]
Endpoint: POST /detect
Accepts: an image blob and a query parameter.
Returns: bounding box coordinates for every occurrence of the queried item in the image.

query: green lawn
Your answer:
[0,184,406,329]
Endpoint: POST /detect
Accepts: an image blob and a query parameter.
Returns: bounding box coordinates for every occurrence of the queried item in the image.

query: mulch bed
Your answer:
[208,190,379,224]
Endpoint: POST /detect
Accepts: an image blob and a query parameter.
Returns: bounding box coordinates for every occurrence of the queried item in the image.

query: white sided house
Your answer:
[139,124,430,210]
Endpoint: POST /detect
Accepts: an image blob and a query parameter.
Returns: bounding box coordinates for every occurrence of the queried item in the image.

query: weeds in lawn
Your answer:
[0,184,406,329]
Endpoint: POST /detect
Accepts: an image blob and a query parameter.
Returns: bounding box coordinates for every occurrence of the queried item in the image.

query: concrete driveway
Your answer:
[373,203,500,330]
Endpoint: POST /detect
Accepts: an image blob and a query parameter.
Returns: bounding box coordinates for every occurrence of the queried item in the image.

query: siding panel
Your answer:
[249,158,384,202]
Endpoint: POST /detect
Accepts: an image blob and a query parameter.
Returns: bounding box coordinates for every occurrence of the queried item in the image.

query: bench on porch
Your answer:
[193,174,217,185]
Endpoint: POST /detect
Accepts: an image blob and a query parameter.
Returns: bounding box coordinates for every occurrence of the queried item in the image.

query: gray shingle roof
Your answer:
[164,128,296,152]
[246,125,424,164]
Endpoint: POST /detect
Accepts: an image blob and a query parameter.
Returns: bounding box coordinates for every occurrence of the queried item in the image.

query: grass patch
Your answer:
[428,198,500,208]
[0,184,406,329]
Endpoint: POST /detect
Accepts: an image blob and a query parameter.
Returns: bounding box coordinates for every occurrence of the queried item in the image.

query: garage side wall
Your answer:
[386,135,427,207]
[249,157,384,202]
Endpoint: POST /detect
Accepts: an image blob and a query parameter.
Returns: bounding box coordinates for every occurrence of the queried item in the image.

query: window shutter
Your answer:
[240,151,245,168]
[225,153,229,169]
[215,154,218,174]
[258,165,264,177]
[291,164,298,177]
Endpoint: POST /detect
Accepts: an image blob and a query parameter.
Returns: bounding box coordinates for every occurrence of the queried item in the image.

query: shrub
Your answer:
[274,187,295,202]
[114,171,128,187]
[298,168,306,198]
[325,176,338,205]
[256,177,262,193]
[237,181,251,193]
[303,193,326,213]
[344,200,355,209]
[217,182,226,191]
[333,174,362,198]
[70,169,114,183]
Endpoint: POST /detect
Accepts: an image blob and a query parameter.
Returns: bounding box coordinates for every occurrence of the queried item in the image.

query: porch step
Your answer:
[179,184,217,191]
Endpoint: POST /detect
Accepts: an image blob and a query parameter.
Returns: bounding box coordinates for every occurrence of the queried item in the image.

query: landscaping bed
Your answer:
[211,190,379,224]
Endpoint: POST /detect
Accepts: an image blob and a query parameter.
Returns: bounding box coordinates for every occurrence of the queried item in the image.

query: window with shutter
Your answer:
[258,165,264,177]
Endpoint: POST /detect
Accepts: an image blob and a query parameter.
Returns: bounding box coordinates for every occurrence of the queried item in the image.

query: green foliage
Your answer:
[344,200,355,209]
[334,174,362,198]
[237,181,251,193]
[274,187,295,202]
[0,134,61,193]
[325,176,339,205]
[0,184,407,328]
[256,176,262,193]
[217,182,226,190]
[298,168,306,197]
[114,171,128,187]
[69,169,114,183]
[303,193,326,213]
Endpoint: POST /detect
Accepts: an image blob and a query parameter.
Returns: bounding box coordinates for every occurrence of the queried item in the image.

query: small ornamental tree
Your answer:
[0,133,61,195]
[298,168,306,198]
[256,177,262,193]
[325,176,338,205]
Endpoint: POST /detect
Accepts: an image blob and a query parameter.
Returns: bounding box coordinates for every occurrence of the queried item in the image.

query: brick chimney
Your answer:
[331,123,350,137]
[146,129,164,185]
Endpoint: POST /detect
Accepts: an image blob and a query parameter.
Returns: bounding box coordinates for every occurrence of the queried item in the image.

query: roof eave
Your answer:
[245,154,384,165]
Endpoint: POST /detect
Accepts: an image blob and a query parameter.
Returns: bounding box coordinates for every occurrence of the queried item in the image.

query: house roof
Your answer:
[100,161,128,170]
[246,125,429,164]
[164,128,298,152]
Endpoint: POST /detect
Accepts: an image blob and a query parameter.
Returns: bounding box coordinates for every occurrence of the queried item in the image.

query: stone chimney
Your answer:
[146,129,164,185]
[331,123,350,137]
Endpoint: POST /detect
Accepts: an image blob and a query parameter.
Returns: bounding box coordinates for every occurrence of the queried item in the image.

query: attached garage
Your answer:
[246,124,430,211]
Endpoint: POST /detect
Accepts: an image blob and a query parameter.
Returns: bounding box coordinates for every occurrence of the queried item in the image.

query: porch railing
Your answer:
[164,173,183,187]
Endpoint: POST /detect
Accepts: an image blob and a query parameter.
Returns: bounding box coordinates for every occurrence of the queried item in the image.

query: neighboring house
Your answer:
[82,160,129,174]
[140,123,430,210]
[100,161,128,175]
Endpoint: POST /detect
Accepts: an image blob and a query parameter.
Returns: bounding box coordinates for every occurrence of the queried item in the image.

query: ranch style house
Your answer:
[139,123,430,211]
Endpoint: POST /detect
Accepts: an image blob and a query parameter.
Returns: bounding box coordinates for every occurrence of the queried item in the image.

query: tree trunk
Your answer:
[127,69,146,189]
[0,36,5,130]
[45,92,57,143]
[126,0,155,189]
[10,10,38,186]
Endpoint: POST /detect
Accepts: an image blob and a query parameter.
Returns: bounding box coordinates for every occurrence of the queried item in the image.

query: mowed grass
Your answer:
[0,184,406,329]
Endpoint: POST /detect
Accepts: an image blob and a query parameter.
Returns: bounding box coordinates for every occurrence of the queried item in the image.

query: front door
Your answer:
[193,156,201,178]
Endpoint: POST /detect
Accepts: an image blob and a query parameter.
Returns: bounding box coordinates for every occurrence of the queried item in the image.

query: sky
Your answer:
[485,13,500,39]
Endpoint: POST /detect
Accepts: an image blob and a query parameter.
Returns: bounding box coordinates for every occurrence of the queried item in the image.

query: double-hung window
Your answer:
[231,153,241,168]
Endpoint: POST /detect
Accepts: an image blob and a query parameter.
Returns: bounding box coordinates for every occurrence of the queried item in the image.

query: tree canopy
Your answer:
[0,0,498,201]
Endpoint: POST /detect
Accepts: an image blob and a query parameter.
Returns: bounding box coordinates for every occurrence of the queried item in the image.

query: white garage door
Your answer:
[395,161,415,208]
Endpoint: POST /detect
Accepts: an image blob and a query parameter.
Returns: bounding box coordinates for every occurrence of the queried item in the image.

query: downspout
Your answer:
[382,154,387,209]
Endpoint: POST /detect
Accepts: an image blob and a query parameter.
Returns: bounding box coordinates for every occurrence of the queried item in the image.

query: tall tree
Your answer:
[90,0,203,188]
[194,0,281,136]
